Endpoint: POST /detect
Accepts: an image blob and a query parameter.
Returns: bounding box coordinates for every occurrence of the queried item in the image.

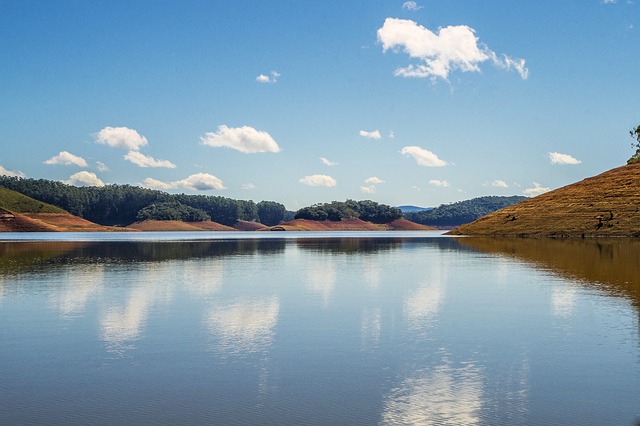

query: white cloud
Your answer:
[523,182,550,196]
[299,174,337,187]
[43,151,88,167]
[492,180,509,188]
[0,165,25,178]
[389,130,395,139]
[377,18,528,81]
[175,173,225,191]
[549,152,581,165]
[65,171,105,187]
[256,71,280,83]
[361,185,376,194]
[142,177,175,190]
[400,146,447,167]
[124,151,176,168]
[142,173,225,191]
[201,125,281,153]
[365,176,385,184]
[360,129,382,140]
[242,183,256,190]
[429,179,450,187]
[402,1,423,11]
[95,126,148,151]
[602,0,616,3]
[96,161,109,172]
[320,157,338,166]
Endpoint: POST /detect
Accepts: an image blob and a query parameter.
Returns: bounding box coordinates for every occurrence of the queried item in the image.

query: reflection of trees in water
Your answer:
[457,237,640,308]
[0,240,287,274]
[294,237,466,254]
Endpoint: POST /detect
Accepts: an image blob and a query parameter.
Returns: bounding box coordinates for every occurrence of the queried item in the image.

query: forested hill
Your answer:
[0,176,288,226]
[404,196,528,227]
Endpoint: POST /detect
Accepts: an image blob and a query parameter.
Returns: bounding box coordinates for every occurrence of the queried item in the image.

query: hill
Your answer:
[405,196,528,228]
[397,205,432,213]
[448,163,640,237]
[0,186,67,214]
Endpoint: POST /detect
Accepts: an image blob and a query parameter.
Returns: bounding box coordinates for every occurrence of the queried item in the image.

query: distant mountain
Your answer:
[449,163,640,237]
[404,196,528,228]
[397,205,432,213]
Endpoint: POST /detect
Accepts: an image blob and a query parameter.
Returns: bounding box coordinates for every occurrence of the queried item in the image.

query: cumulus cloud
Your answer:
[201,125,281,153]
[143,173,225,191]
[429,179,449,187]
[65,171,105,187]
[523,182,550,196]
[320,157,338,166]
[377,18,528,81]
[402,1,423,10]
[365,176,385,184]
[124,151,176,168]
[95,126,148,151]
[142,177,175,190]
[400,146,447,167]
[549,152,581,165]
[360,130,382,140]
[361,185,376,194]
[256,71,280,83]
[299,174,337,187]
[0,165,25,178]
[491,180,509,188]
[43,151,88,167]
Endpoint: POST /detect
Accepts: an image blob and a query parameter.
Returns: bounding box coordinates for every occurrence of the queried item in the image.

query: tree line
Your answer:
[404,196,528,227]
[0,176,289,226]
[294,200,403,224]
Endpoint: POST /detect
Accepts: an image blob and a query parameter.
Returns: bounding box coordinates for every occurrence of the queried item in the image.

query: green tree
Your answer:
[629,124,640,164]
[257,201,286,226]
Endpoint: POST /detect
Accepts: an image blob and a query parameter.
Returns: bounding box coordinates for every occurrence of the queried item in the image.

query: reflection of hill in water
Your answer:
[0,240,287,274]
[458,237,640,307]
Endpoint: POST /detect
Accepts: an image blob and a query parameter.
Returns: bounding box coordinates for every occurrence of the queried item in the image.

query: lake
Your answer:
[0,232,639,425]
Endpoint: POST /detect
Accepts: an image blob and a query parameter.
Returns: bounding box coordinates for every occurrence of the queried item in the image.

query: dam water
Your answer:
[0,232,638,425]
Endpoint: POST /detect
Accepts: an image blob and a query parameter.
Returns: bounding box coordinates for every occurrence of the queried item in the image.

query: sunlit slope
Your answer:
[0,186,122,232]
[0,186,67,213]
[449,163,640,237]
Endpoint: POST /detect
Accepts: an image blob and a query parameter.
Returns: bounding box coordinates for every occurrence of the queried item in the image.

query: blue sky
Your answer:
[1,0,638,210]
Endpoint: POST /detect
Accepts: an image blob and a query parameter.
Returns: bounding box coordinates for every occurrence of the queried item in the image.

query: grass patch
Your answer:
[0,186,68,213]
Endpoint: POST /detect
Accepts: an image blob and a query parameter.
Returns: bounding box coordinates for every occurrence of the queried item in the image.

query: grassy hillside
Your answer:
[449,163,640,237]
[0,187,67,214]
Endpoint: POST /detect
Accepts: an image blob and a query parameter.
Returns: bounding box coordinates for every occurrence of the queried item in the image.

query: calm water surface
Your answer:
[0,232,639,425]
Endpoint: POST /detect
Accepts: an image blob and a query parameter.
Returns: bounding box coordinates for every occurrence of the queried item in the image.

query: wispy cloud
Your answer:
[402,1,423,11]
[65,171,105,187]
[549,152,581,165]
[429,179,449,187]
[256,71,280,83]
[523,182,550,196]
[359,130,382,140]
[0,165,25,178]
[95,127,148,151]
[143,173,225,191]
[400,146,447,167]
[299,175,337,187]
[361,185,376,194]
[377,18,528,81]
[491,180,509,188]
[43,151,88,167]
[124,151,176,168]
[96,161,109,172]
[201,125,281,153]
[242,183,256,190]
[320,157,338,166]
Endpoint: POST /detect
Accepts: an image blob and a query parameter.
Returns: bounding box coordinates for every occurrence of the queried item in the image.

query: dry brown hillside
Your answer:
[449,163,640,237]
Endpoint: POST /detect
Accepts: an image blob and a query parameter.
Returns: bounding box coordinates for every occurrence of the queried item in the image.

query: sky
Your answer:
[1,0,638,210]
